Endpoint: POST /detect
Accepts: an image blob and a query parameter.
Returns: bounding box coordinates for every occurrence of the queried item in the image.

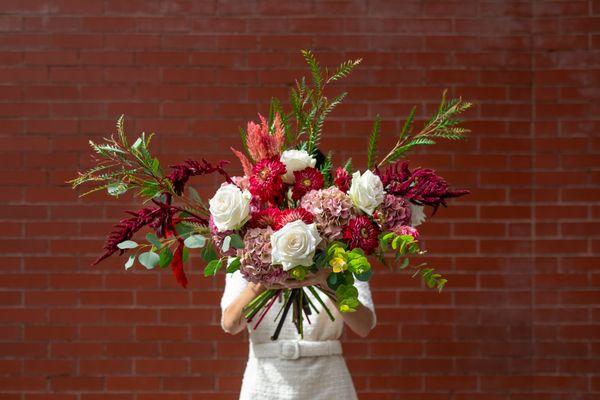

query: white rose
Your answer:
[208,183,251,232]
[271,220,321,271]
[348,170,385,215]
[280,149,316,183]
[410,204,426,227]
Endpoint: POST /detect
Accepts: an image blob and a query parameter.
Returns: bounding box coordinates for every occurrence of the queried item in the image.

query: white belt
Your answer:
[250,340,342,360]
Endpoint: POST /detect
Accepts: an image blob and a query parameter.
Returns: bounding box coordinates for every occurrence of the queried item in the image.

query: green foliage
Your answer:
[69,115,172,200]
[319,151,333,186]
[379,231,447,292]
[226,257,241,273]
[286,50,360,155]
[366,115,381,170]
[326,58,362,84]
[377,90,472,167]
[159,247,173,268]
[139,251,160,270]
[204,258,224,277]
[184,235,207,249]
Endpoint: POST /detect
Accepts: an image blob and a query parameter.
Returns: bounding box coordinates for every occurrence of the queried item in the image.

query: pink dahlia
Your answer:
[333,167,351,192]
[238,227,288,285]
[299,186,354,241]
[373,194,412,232]
[292,167,324,201]
[343,216,380,255]
[249,157,286,203]
[274,207,314,230]
[247,208,280,229]
[393,225,420,241]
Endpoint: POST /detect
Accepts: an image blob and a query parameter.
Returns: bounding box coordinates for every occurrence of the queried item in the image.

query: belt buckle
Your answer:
[279,341,300,360]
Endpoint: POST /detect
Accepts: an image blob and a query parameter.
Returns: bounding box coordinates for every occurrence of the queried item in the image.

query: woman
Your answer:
[221,268,376,399]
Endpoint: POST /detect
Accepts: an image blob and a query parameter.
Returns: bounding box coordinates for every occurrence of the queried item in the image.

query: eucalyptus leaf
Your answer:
[107,182,128,196]
[124,255,135,270]
[222,235,231,253]
[184,235,207,249]
[139,251,160,269]
[117,240,138,250]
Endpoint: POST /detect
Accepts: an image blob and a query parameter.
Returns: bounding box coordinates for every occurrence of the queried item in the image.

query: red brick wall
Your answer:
[1,0,598,398]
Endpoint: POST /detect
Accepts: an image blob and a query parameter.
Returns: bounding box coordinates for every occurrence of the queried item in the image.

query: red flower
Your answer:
[249,157,286,203]
[248,208,281,229]
[334,167,351,192]
[171,242,187,288]
[343,216,380,255]
[292,167,324,201]
[274,208,314,230]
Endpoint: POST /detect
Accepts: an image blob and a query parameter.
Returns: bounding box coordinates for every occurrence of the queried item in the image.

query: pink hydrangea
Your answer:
[237,227,288,285]
[393,225,420,241]
[299,186,354,242]
[373,194,412,232]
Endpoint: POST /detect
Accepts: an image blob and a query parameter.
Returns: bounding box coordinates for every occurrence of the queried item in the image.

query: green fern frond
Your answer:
[301,49,323,90]
[367,115,381,169]
[327,58,362,84]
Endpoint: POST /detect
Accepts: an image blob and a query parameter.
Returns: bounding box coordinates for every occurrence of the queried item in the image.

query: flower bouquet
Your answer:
[71,50,471,340]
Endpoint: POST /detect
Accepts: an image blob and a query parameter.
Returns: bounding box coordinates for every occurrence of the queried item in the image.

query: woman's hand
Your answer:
[264,267,330,290]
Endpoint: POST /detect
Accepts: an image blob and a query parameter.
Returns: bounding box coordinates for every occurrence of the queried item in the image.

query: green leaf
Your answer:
[229,234,245,249]
[188,186,201,203]
[366,115,381,169]
[138,251,160,269]
[184,235,207,249]
[159,247,173,268]
[146,233,162,250]
[354,268,372,282]
[175,222,194,237]
[399,257,410,269]
[400,106,416,140]
[226,257,241,273]
[201,242,217,262]
[124,255,135,270]
[182,247,189,262]
[117,240,138,250]
[204,258,223,277]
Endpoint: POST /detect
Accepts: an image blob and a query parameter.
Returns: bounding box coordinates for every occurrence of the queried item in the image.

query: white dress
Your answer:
[220,270,376,400]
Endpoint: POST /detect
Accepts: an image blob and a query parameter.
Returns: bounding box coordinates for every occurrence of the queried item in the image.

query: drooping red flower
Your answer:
[343,216,380,255]
[334,167,351,192]
[274,207,314,230]
[292,167,324,201]
[379,161,469,212]
[248,208,281,229]
[249,157,287,203]
[171,242,187,288]
[92,206,162,266]
[168,159,230,195]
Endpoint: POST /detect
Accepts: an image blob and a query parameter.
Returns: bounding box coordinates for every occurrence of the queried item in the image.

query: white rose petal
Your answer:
[280,149,316,183]
[270,220,321,271]
[348,170,385,215]
[208,183,251,232]
[410,204,426,227]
